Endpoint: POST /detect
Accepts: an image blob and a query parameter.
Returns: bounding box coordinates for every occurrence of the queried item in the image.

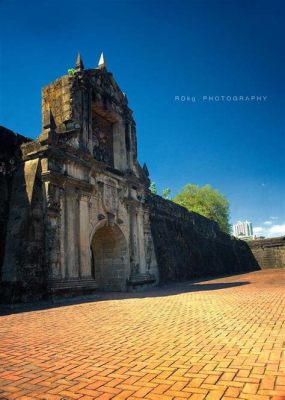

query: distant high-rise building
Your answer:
[233,221,253,239]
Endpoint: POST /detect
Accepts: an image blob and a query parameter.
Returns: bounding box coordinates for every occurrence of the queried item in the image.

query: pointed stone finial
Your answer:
[142,163,149,177]
[39,108,57,144]
[75,53,84,71]
[97,52,106,69]
[123,92,128,104]
[43,109,56,131]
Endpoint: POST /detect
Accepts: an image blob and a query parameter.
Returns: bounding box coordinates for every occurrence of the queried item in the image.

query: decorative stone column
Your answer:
[79,193,91,277]
[45,182,62,280]
[129,203,140,275]
[64,185,79,278]
[59,187,66,279]
[137,207,147,274]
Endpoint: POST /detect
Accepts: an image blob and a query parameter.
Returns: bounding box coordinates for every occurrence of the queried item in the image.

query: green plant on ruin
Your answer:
[173,184,230,234]
[149,182,157,195]
[67,68,75,76]
[162,188,171,200]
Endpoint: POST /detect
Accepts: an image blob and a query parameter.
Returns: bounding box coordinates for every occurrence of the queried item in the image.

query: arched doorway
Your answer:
[91,225,128,291]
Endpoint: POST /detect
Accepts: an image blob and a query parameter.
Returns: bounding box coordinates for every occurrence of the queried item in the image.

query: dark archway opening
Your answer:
[91,225,128,291]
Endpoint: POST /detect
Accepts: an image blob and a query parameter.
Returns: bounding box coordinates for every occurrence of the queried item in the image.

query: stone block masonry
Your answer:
[0,54,262,302]
[147,194,259,282]
[248,236,285,269]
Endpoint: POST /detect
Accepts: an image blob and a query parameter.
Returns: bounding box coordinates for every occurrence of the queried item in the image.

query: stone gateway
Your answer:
[0,54,259,302]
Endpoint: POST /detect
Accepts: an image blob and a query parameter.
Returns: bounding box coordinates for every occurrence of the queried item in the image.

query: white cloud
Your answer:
[253,222,285,238]
[263,221,273,225]
[269,224,285,236]
[270,216,278,220]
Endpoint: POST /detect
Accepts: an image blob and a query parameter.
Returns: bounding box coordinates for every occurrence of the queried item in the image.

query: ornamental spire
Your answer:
[75,53,84,71]
[97,52,106,69]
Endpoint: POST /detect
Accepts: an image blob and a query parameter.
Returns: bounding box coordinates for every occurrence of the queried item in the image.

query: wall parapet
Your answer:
[147,193,260,282]
[248,237,285,269]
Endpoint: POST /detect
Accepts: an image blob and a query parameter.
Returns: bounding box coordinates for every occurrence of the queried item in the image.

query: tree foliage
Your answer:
[173,184,230,233]
[162,188,171,200]
[149,181,157,195]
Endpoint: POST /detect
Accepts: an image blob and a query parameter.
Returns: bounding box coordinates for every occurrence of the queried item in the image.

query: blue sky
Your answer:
[0,0,284,237]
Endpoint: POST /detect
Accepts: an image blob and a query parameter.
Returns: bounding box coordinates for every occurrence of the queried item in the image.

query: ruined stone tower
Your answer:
[0,54,259,302]
[1,54,159,295]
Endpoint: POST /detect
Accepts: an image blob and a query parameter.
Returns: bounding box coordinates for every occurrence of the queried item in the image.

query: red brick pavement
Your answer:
[0,269,284,400]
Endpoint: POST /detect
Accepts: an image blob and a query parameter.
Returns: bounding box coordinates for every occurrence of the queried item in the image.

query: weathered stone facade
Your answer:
[248,237,285,269]
[147,195,259,282]
[1,56,158,301]
[0,55,260,302]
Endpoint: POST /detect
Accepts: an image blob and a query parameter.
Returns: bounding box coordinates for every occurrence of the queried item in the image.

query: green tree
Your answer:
[173,184,230,233]
[149,181,157,195]
[162,188,171,200]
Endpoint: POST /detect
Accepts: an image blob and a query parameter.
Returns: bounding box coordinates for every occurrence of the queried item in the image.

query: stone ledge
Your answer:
[127,273,156,286]
[48,278,98,292]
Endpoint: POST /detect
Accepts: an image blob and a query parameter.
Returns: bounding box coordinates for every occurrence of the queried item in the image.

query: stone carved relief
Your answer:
[103,183,118,214]
[88,195,98,234]
[118,185,128,206]
[49,158,63,173]
[92,113,113,165]
[60,134,80,149]
[47,183,61,212]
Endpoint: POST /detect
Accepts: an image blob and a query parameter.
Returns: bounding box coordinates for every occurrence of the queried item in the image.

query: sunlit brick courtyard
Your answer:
[0,269,284,400]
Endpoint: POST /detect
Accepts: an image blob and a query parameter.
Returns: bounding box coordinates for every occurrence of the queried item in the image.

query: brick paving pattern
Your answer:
[0,269,284,400]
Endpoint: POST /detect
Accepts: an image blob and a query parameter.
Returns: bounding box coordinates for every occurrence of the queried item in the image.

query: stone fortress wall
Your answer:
[0,55,263,302]
[248,237,285,269]
[147,194,259,282]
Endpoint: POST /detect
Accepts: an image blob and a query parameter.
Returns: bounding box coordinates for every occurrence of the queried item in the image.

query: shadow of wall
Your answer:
[147,194,260,282]
[0,127,30,276]
[0,128,47,303]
